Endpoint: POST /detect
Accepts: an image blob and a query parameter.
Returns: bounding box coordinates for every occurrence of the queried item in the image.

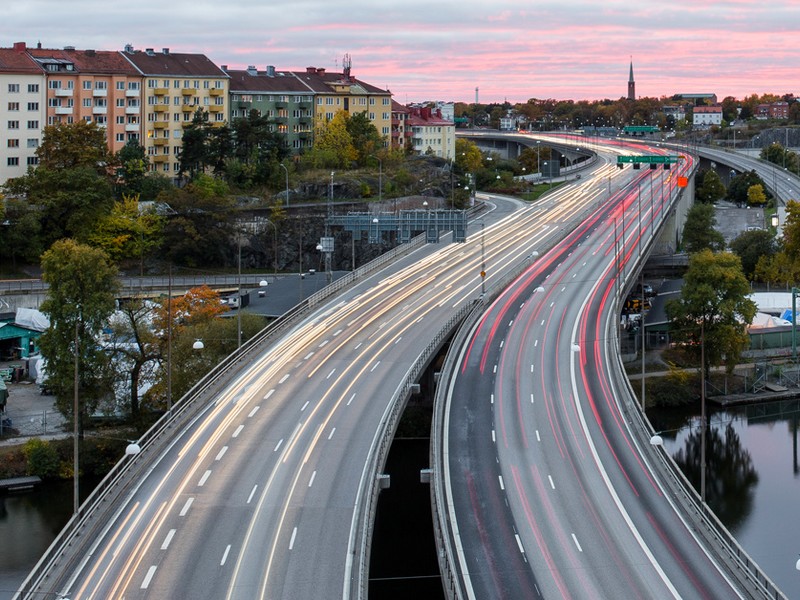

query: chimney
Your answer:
[85,49,95,57]
[124,44,134,53]
[145,48,155,56]
[247,65,257,76]
[221,65,228,71]
[306,66,316,74]
[12,42,26,52]
[266,65,275,77]
[316,67,326,75]
[162,48,169,55]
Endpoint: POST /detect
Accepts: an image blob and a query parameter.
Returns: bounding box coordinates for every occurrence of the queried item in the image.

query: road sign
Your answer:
[616,155,680,164]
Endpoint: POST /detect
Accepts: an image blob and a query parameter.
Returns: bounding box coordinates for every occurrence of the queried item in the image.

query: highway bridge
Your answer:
[14,135,785,599]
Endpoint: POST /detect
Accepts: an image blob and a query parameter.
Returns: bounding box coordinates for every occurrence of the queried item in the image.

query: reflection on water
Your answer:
[649,399,800,596]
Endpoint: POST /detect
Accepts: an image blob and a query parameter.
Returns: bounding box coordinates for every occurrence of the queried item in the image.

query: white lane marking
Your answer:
[215,446,228,461]
[548,475,555,490]
[304,352,314,360]
[530,393,535,404]
[179,497,194,516]
[264,389,275,400]
[573,273,577,278]
[534,339,539,347]
[247,485,258,504]
[541,320,545,326]
[289,527,298,550]
[561,286,566,292]
[198,470,212,487]
[334,329,343,336]
[493,365,497,374]
[347,393,356,406]
[328,428,336,440]
[492,430,496,443]
[508,320,514,327]
[221,544,231,565]
[279,374,290,384]
[515,534,525,554]
[490,394,494,404]
[355,342,363,349]
[233,424,244,438]
[499,340,504,348]
[326,368,336,379]
[572,533,583,552]
[161,529,176,550]
[535,430,541,442]
[248,405,261,417]
[319,339,329,348]
[308,471,317,487]
[530,364,534,373]
[394,337,402,344]
[301,401,310,412]
[550,301,554,308]
[141,565,157,589]
[370,361,381,372]
[498,475,505,490]
[274,439,284,452]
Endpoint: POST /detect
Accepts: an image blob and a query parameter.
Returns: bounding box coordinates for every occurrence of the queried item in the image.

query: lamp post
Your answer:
[73,310,80,514]
[279,162,289,206]
[480,219,486,298]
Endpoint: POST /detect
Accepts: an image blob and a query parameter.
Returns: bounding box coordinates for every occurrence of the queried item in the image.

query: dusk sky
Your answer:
[5,0,799,103]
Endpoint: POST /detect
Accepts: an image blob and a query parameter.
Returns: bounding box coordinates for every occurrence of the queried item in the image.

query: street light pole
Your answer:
[73,312,80,514]
[279,162,289,207]
[480,219,486,298]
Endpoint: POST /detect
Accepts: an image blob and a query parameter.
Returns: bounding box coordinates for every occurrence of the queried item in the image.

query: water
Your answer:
[649,399,800,596]
[0,480,74,600]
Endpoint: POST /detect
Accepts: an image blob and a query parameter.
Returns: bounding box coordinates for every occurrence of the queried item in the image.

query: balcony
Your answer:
[125,123,140,132]
[181,104,196,112]
[152,138,168,146]
[92,89,107,97]
[153,87,168,95]
[92,106,107,115]
[125,106,139,115]
[152,155,168,163]
[238,101,251,110]
[54,88,73,97]
[126,89,140,97]
[181,88,197,96]
[209,88,224,96]
[208,104,224,113]
[153,104,168,113]
[153,121,168,129]
[54,107,73,115]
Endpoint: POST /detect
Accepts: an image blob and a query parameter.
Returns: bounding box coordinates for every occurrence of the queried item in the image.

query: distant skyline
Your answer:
[4,1,799,103]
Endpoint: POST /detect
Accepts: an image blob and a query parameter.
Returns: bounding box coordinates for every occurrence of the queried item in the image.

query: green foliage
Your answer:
[311,110,358,168]
[695,169,725,204]
[116,139,149,197]
[728,228,777,279]
[681,203,725,253]
[666,250,757,376]
[87,195,165,264]
[346,112,384,166]
[760,142,799,174]
[36,120,111,174]
[0,196,42,267]
[39,240,119,430]
[24,438,60,479]
[647,366,697,407]
[727,170,768,205]
[782,199,800,259]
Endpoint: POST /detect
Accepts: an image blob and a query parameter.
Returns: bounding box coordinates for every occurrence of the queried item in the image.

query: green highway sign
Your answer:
[617,155,680,164]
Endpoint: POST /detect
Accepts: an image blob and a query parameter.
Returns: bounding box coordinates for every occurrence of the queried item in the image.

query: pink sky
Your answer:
[5,0,799,103]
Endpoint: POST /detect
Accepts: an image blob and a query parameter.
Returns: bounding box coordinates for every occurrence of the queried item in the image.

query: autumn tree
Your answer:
[306,110,357,168]
[747,184,767,206]
[728,228,777,279]
[727,170,768,205]
[36,120,111,174]
[666,250,757,379]
[455,138,483,174]
[38,239,119,431]
[87,194,165,268]
[346,111,384,166]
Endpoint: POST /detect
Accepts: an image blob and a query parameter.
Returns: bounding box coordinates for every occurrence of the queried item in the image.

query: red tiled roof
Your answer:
[121,48,227,78]
[0,47,42,74]
[226,69,313,93]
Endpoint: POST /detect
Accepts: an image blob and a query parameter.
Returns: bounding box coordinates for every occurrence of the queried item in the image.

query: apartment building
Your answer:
[225,65,315,152]
[121,46,229,178]
[25,44,144,155]
[0,43,45,183]
[296,58,391,146]
[692,105,723,128]
[406,105,455,159]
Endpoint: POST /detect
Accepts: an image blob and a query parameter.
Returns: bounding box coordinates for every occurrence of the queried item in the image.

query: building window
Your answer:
[128,82,140,91]
[7,102,19,111]
[27,102,39,111]
[116,133,125,142]
[369,98,375,105]
[116,116,125,124]
[27,120,39,129]
[116,98,125,107]
[48,80,61,90]
[83,98,92,108]
[26,156,38,166]
[8,83,19,93]
[116,81,126,90]
[7,139,19,148]
[27,83,39,93]
[95,81,107,90]
[7,157,19,166]
[27,138,38,148]
[95,115,107,125]
[7,120,19,129]
[83,80,92,90]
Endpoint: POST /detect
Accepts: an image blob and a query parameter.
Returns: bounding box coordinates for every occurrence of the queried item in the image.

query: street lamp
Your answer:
[279,162,289,206]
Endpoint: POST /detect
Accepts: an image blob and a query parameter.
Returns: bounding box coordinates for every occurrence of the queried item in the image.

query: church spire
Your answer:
[627,58,636,101]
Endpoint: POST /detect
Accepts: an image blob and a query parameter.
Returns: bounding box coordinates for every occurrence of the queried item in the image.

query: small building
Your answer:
[755,102,789,120]
[692,105,723,128]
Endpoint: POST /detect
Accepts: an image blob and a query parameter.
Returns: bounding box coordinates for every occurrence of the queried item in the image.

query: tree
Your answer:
[36,120,111,174]
[455,138,483,174]
[781,199,800,259]
[666,250,757,378]
[727,170,767,205]
[38,240,119,432]
[115,139,150,197]
[346,111,384,166]
[310,110,357,168]
[0,196,42,268]
[728,228,777,279]
[179,109,214,180]
[746,184,767,206]
[87,194,165,267]
[695,169,725,204]
[682,203,725,253]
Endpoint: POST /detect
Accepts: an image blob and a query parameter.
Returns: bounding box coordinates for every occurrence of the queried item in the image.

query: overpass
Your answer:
[13,136,782,599]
